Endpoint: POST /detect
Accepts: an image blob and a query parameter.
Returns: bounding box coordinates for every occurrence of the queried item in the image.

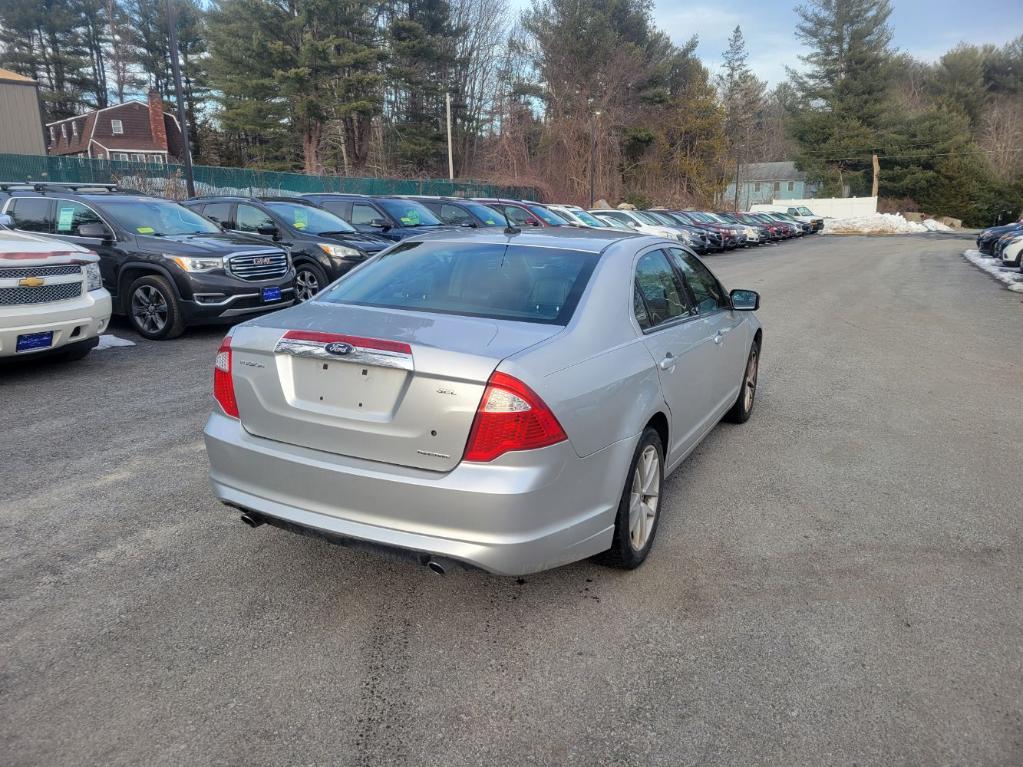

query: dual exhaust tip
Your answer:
[237,511,450,575]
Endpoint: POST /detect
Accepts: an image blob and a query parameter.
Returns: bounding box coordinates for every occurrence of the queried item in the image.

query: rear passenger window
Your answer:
[668,248,729,314]
[634,250,692,328]
[9,198,53,233]
[440,204,471,225]
[54,200,102,236]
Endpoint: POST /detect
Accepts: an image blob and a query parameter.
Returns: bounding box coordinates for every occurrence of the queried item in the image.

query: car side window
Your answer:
[202,202,232,226]
[440,204,471,225]
[9,197,54,233]
[53,200,102,236]
[668,248,729,314]
[351,203,382,225]
[236,204,274,233]
[633,284,651,330]
[504,206,535,225]
[634,250,692,328]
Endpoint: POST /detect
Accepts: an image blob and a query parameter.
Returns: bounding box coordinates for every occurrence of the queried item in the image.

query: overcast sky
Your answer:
[510,1,1023,86]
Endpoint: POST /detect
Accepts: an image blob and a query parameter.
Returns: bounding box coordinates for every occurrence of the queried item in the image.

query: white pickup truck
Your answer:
[0,222,112,361]
[749,203,824,233]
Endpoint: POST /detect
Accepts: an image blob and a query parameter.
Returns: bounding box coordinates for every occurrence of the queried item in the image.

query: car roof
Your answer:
[397,224,644,253]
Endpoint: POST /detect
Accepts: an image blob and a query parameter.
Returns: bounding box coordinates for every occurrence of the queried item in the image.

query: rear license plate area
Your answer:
[17,331,54,352]
[290,357,407,415]
[262,286,282,302]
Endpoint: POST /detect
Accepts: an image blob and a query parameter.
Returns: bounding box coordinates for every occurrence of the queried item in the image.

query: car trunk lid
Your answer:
[228,303,561,471]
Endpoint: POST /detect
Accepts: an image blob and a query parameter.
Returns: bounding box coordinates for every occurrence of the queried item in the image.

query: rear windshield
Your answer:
[320,240,598,325]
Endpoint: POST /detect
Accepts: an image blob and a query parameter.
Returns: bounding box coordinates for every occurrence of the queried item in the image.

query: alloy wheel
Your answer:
[743,347,759,412]
[295,268,320,302]
[131,285,168,334]
[628,445,660,550]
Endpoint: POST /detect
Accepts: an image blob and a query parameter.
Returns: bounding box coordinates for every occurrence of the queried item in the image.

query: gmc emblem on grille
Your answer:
[252,257,273,266]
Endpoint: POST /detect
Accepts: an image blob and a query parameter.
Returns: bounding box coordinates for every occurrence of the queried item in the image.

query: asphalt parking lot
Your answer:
[2,233,1021,766]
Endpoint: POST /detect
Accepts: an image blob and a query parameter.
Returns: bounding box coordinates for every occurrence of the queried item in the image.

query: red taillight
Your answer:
[463,371,567,462]
[213,336,239,418]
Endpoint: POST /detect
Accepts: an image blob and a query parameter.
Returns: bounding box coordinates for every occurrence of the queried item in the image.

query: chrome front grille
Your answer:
[0,282,82,306]
[228,251,288,281]
[0,264,82,279]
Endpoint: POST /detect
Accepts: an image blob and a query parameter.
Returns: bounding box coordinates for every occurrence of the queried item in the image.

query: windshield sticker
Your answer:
[56,206,75,232]
[293,208,308,230]
[399,209,421,226]
[136,226,155,234]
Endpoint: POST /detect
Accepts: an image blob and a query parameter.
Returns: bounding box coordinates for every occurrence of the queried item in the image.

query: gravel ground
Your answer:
[1,234,1020,766]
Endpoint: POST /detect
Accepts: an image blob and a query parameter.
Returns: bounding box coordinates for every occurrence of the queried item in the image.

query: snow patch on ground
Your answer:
[96,334,136,350]
[962,249,1023,293]
[822,213,953,234]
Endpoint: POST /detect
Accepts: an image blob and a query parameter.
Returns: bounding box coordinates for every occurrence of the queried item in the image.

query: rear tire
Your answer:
[127,275,184,340]
[598,427,664,570]
[724,338,760,424]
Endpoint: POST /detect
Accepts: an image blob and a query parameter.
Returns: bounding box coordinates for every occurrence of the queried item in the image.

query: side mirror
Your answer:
[730,289,760,311]
[78,222,112,240]
[627,221,639,229]
[256,223,279,238]
[0,213,12,228]
[369,218,391,231]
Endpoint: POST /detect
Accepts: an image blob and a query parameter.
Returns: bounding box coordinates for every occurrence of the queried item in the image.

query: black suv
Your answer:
[1,184,295,339]
[183,196,391,302]
[299,193,456,242]
[402,196,506,228]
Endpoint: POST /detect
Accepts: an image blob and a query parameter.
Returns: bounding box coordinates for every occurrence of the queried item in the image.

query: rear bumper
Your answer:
[0,289,111,357]
[204,412,635,575]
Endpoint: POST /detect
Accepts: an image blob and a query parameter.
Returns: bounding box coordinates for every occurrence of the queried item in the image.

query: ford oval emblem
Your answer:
[325,342,354,356]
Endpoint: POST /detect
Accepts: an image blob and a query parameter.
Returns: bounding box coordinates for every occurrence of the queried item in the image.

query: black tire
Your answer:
[126,274,184,340]
[724,338,760,424]
[294,261,328,303]
[598,427,665,570]
[55,337,98,361]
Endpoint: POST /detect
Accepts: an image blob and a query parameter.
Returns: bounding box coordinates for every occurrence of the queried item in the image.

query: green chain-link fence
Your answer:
[0,153,540,200]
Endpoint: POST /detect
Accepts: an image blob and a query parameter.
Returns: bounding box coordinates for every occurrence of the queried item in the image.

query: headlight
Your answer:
[164,254,224,272]
[83,262,103,291]
[318,243,362,259]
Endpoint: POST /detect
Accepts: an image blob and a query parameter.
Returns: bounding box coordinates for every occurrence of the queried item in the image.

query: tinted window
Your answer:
[504,205,536,226]
[202,202,233,226]
[669,248,728,314]
[439,203,472,225]
[462,202,503,226]
[317,199,351,221]
[634,284,651,330]
[527,205,567,226]
[236,204,275,233]
[9,198,53,233]
[634,250,691,327]
[350,202,382,225]
[54,200,102,236]
[321,241,597,325]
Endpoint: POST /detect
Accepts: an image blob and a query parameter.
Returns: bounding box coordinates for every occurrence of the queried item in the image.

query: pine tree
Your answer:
[718,26,765,208]
[788,0,895,195]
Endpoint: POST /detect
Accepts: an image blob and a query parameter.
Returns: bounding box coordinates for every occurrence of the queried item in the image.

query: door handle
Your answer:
[714,327,731,344]
[658,352,676,371]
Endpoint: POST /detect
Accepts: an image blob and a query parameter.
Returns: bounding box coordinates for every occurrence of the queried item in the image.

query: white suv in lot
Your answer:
[0,222,112,361]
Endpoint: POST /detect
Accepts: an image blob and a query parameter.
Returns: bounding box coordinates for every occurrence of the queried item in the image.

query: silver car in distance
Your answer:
[204,227,762,575]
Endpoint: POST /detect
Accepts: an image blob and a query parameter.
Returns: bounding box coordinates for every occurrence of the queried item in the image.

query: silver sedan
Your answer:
[204,227,762,575]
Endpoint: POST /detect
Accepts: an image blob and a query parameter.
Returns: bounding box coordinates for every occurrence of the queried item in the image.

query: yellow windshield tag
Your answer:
[137,226,155,234]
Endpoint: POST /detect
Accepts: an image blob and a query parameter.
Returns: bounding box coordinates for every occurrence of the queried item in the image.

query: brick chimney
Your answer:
[147,89,168,151]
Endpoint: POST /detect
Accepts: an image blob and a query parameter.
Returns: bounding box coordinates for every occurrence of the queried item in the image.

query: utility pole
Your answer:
[445,92,454,181]
[589,111,600,208]
[167,0,195,197]
[871,152,880,198]
[733,153,741,211]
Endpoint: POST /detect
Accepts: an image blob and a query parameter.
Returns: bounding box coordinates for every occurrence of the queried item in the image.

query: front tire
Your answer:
[598,427,664,570]
[724,338,760,424]
[294,261,328,303]
[127,275,184,340]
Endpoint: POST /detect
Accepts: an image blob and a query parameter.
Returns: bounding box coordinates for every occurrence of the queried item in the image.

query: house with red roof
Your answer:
[46,89,186,165]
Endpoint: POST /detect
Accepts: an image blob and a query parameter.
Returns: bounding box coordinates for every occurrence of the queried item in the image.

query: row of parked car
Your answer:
[0,181,816,360]
[976,218,1023,271]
